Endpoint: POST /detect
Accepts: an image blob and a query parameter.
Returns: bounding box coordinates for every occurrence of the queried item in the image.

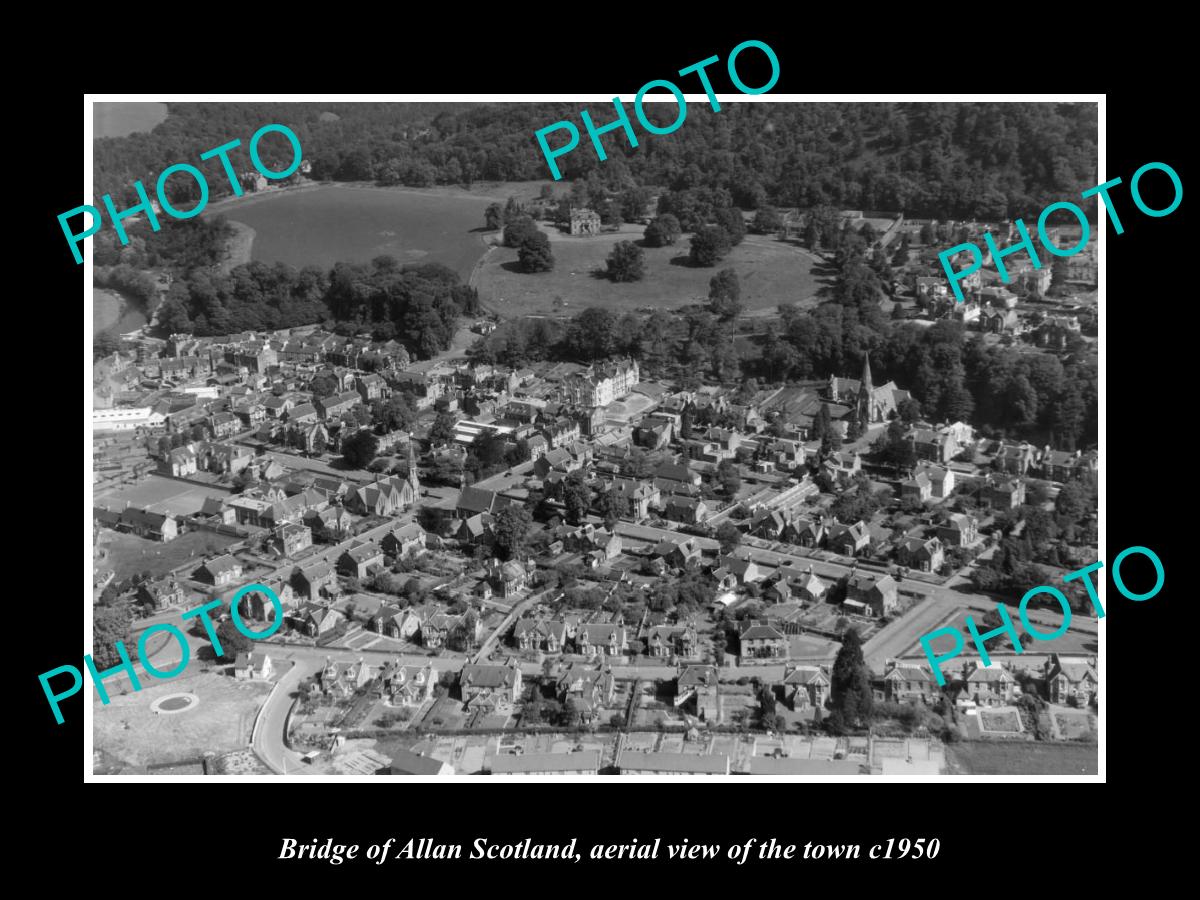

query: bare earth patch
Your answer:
[94,670,272,768]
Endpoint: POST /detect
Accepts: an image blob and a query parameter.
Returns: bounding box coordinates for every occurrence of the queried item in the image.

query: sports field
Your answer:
[946,741,1097,775]
[474,227,831,318]
[98,529,242,580]
[96,474,231,518]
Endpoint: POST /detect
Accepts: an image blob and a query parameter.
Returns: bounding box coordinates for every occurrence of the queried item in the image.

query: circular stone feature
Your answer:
[151,693,200,715]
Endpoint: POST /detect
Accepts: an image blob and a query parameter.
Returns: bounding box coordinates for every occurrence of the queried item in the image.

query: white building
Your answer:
[92,407,166,432]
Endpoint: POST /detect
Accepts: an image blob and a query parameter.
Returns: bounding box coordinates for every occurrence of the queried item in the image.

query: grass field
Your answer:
[96,474,232,518]
[916,607,1097,658]
[93,670,272,768]
[947,741,1097,775]
[216,183,492,278]
[474,227,831,318]
[99,529,241,581]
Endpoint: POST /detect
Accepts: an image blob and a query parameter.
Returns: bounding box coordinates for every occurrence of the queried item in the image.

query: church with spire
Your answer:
[826,352,913,426]
[344,435,421,517]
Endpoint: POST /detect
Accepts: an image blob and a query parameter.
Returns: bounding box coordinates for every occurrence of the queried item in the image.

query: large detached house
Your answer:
[1044,654,1097,707]
[738,620,788,659]
[459,661,522,714]
[843,572,899,618]
[781,666,829,710]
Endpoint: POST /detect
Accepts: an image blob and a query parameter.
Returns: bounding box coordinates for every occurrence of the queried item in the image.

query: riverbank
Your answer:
[219,220,257,274]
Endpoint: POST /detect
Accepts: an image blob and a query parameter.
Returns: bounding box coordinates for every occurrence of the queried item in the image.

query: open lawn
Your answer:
[93,670,272,769]
[915,606,1097,659]
[475,228,830,318]
[947,740,1097,775]
[99,529,242,581]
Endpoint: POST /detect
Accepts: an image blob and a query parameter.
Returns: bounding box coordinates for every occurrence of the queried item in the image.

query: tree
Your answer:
[618,186,651,220]
[753,206,783,234]
[309,374,339,399]
[1050,256,1069,294]
[564,307,618,361]
[605,241,645,282]
[680,405,694,440]
[599,488,629,525]
[715,458,742,497]
[214,619,252,662]
[897,398,923,424]
[845,417,863,442]
[341,429,379,468]
[820,417,843,456]
[689,226,732,267]
[502,196,523,225]
[491,504,532,561]
[484,203,503,231]
[643,214,681,247]
[759,685,777,721]
[428,410,457,445]
[157,297,191,333]
[563,471,592,525]
[1054,481,1088,522]
[714,207,746,246]
[1022,507,1059,546]
[716,521,742,555]
[830,628,873,726]
[873,419,916,473]
[707,268,742,318]
[373,394,417,432]
[811,403,833,450]
[503,215,539,248]
[93,605,134,671]
[518,232,555,273]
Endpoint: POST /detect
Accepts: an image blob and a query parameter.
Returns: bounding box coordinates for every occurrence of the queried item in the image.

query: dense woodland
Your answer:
[94,102,1097,220]
[154,257,479,359]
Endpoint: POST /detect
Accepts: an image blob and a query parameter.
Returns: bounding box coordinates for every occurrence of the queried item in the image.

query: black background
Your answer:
[27,22,1187,885]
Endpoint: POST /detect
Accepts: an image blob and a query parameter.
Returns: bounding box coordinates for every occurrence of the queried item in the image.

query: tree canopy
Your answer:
[605,241,645,282]
[830,628,873,726]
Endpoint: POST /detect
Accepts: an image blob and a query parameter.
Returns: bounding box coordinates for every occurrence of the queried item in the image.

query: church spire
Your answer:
[857,352,874,427]
[406,432,421,503]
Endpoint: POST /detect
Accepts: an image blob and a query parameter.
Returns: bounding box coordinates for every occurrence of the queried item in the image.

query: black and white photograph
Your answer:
[80,93,1108,782]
